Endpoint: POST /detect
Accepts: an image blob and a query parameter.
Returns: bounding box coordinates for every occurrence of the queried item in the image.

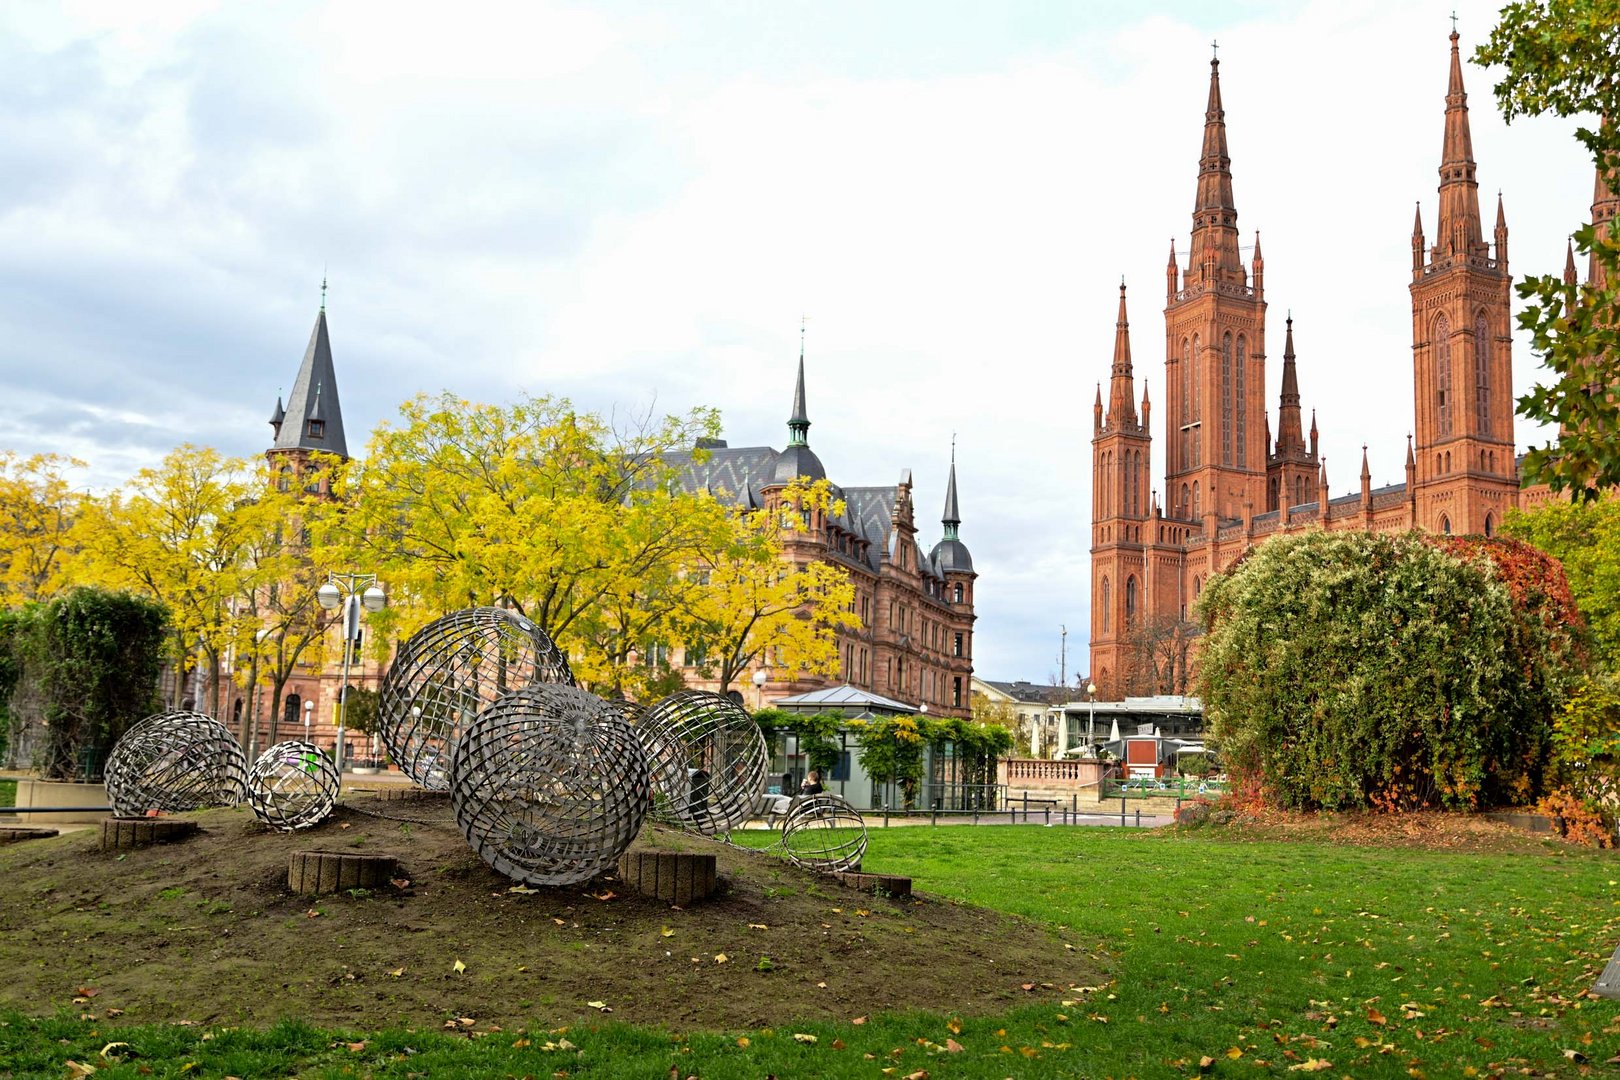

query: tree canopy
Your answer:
[1198,531,1583,811]
[1478,0,1620,499]
[1505,497,1620,664]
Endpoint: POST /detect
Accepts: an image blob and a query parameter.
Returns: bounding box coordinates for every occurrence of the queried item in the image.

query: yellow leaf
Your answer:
[452,959,466,974]
[661,927,675,937]
[714,953,729,964]
[388,968,405,977]
[793,1033,817,1044]
[1227,1047,1244,1059]
[736,1037,750,1048]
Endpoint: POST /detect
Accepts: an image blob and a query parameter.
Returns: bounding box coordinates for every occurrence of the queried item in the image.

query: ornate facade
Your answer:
[1089,31,1606,699]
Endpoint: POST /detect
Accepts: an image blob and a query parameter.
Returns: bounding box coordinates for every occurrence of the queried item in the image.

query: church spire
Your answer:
[1565,238,1579,286]
[788,339,810,448]
[1192,53,1244,284]
[1274,314,1306,455]
[942,441,961,541]
[1436,29,1484,259]
[270,303,348,459]
[1106,282,1139,428]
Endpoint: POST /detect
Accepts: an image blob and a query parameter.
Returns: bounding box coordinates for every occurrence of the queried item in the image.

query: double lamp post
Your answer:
[316,572,386,771]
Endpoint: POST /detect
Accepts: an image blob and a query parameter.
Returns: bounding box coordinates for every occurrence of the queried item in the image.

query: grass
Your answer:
[0,779,14,808]
[2,823,1617,1077]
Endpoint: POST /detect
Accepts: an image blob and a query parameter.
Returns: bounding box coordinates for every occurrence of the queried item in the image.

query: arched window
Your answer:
[1192,481,1202,518]
[1128,450,1138,517]
[1483,512,1495,538]
[1191,335,1202,425]
[283,694,302,733]
[1294,475,1305,507]
[1193,575,1202,598]
[1180,338,1191,425]
[1100,577,1112,634]
[1474,311,1490,435]
[1435,313,1453,437]
[1180,483,1190,518]
[1221,331,1234,465]
[1125,575,1138,629]
[953,583,964,603]
[1439,514,1452,535]
[1236,335,1248,467]
[1445,451,1451,473]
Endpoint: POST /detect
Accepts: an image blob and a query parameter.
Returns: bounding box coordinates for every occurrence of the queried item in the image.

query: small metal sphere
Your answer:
[105,710,248,817]
[780,793,868,874]
[636,690,767,836]
[450,684,649,887]
[247,741,340,830]
[379,607,573,791]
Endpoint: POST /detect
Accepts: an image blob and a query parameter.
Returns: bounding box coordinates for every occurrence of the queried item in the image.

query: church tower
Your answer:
[1409,30,1517,536]
[1265,315,1319,512]
[1089,282,1152,697]
[1163,55,1268,529]
[268,290,350,493]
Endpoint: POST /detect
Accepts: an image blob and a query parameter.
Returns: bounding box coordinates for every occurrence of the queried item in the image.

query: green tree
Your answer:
[1504,498,1620,663]
[9,588,169,779]
[1198,531,1580,811]
[1478,1,1620,499]
[754,708,844,778]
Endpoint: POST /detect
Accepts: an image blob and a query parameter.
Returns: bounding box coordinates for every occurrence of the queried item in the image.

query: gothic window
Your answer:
[1191,335,1202,424]
[1473,312,1490,435]
[1435,313,1453,437]
[1192,481,1202,518]
[1439,513,1452,535]
[1221,332,1234,465]
[1236,335,1248,468]
[1483,512,1495,538]
[1294,476,1305,507]
[1100,577,1111,634]
[1181,483,1190,518]
[1125,575,1138,630]
[1179,338,1190,424]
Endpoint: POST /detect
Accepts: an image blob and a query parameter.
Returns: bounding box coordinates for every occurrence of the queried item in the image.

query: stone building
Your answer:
[1089,30,1613,699]
[667,354,977,717]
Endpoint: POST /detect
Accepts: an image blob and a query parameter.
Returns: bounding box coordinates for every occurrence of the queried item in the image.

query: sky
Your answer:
[0,0,1594,685]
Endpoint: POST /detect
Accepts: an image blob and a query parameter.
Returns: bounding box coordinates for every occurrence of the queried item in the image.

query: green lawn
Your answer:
[2,824,1617,1078]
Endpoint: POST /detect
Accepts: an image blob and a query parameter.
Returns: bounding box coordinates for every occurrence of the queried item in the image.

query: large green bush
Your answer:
[1197,531,1581,811]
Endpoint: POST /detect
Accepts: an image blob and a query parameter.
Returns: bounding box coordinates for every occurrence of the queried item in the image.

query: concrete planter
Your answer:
[13,779,111,824]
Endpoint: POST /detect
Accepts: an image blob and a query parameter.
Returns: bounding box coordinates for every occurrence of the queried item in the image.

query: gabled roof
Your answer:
[772,684,919,713]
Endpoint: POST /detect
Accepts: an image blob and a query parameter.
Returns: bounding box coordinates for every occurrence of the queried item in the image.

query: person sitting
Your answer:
[799,769,824,797]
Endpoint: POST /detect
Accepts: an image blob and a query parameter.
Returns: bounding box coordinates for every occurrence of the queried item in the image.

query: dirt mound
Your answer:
[0,795,1097,1031]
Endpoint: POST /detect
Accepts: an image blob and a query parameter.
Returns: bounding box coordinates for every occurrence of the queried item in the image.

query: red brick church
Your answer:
[1089,30,1614,699]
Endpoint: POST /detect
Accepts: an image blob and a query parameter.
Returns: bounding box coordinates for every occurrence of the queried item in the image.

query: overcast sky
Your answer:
[0,1,1592,685]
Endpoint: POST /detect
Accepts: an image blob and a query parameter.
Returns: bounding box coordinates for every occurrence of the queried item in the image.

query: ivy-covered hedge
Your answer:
[1197,531,1583,811]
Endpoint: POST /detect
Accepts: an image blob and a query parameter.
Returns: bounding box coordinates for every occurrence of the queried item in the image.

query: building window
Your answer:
[953,632,963,658]
[1125,575,1138,630]
[952,583,964,604]
[1179,337,1191,425]
[1235,335,1247,468]
[307,419,325,439]
[1484,512,1494,538]
[1440,513,1452,535]
[1101,576,1111,634]
[952,676,963,708]
[1435,312,1453,437]
[1474,312,1490,435]
[1192,481,1201,518]
[1191,334,1202,425]
[1221,332,1234,465]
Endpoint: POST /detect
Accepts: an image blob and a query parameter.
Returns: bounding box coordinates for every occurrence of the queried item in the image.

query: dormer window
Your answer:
[307,419,325,439]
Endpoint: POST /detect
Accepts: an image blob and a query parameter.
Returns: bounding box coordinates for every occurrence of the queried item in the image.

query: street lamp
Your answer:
[1085,681,1098,757]
[247,628,270,760]
[303,698,313,743]
[317,572,387,773]
[752,668,768,711]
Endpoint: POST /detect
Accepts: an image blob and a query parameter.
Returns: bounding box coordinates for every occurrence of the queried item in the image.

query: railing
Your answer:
[1104,776,1226,800]
[1003,758,1107,785]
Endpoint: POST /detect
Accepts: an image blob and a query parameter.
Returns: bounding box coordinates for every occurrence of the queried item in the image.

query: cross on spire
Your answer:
[1450,10,1458,33]
[1211,39,1219,60]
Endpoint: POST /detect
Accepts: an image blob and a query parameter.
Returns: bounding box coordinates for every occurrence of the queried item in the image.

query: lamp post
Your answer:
[752,668,768,711]
[303,698,313,743]
[317,573,387,773]
[1086,681,1098,756]
[247,628,270,761]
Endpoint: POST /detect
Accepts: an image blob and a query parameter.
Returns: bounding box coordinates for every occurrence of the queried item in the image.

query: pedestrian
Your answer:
[800,769,824,796]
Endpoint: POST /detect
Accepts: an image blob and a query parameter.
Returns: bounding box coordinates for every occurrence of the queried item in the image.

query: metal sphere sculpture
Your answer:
[450,684,649,887]
[246,741,340,830]
[379,607,573,791]
[105,710,248,817]
[637,690,767,836]
[780,793,868,874]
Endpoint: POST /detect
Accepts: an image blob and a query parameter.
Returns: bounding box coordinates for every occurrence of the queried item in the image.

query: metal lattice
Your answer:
[246,741,340,830]
[780,792,868,873]
[450,684,649,887]
[379,607,573,791]
[636,690,767,836]
[104,710,248,818]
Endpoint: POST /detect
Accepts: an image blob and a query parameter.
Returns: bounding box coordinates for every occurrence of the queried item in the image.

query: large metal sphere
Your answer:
[247,741,339,830]
[450,684,649,887]
[378,607,572,791]
[636,690,767,836]
[780,792,868,874]
[105,710,248,817]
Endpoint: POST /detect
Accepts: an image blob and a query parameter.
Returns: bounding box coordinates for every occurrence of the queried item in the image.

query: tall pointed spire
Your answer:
[1274,315,1306,455]
[1192,52,1244,283]
[788,330,810,448]
[1565,238,1579,286]
[271,305,348,459]
[1106,282,1139,428]
[1436,29,1484,258]
[942,439,961,540]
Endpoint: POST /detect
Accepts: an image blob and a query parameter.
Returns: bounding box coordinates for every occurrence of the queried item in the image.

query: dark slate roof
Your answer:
[984,680,1068,704]
[772,443,826,484]
[663,446,779,509]
[272,309,348,458]
[931,537,973,573]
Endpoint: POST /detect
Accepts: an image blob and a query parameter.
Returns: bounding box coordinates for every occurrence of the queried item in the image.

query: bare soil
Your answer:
[0,792,1098,1032]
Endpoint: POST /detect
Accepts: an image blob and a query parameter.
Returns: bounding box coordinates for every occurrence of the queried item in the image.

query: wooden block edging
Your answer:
[618,850,718,905]
[0,826,59,844]
[288,851,401,894]
[100,818,201,851]
[834,871,912,898]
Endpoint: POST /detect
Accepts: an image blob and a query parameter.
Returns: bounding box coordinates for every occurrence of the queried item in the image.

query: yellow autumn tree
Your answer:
[676,478,860,694]
[0,451,88,605]
[326,392,732,696]
[67,447,314,719]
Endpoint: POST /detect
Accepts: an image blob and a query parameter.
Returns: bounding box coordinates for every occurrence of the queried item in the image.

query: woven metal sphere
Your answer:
[780,793,868,874]
[637,690,767,835]
[247,741,340,830]
[379,607,573,791]
[105,710,248,817]
[450,684,649,887]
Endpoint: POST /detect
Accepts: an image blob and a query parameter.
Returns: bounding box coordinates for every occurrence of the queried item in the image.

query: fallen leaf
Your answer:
[104,1009,123,1018]
[1227,1047,1244,1059]
[1367,1007,1388,1026]
[793,1033,817,1044]
[338,822,352,829]
[346,1041,367,1052]
[852,1016,867,1025]
[76,987,99,998]
[945,1039,964,1053]
[1288,1059,1333,1072]
[388,968,405,977]
[831,1038,846,1049]
[305,909,321,919]
[749,923,769,930]
[390,878,411,889]
[1563,1049,1589,1063]
[1199,1056,1216,1070]
[63,1061,96,1078]
[590,890,616,901]
[99,1043,131,1061]
[904,1072,930,1080]
[714,953,729,964]
[452,959,466,974]
[736,1037,750,1048]
[509,885,539,895]
[587,1001,611,1011]
[661,927,675,937]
